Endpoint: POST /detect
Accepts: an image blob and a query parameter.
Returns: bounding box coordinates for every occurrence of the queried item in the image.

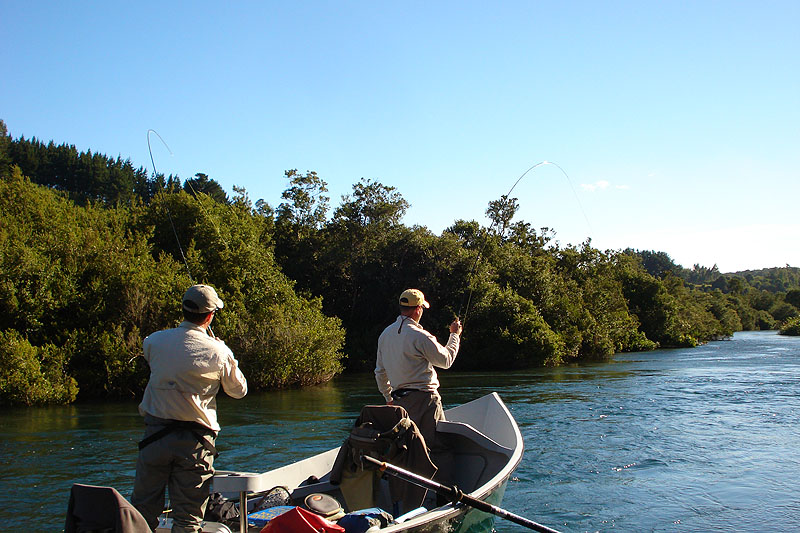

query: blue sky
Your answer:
[3,1,798,272]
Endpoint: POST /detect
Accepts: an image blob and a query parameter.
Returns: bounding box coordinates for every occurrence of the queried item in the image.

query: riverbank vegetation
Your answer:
[779,317,800,336]
[2,121,799,405]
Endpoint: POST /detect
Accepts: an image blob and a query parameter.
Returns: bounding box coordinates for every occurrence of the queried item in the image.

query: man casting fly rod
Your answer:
[132,284,248,532]
[375,289,462,450]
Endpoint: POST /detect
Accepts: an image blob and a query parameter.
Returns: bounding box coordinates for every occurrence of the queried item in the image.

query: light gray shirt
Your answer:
[139,321,247,431]
[375,315,460,403]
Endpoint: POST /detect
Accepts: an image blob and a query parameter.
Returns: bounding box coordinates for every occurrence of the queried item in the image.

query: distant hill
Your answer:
[625,249,798,294]
[726,267,800,293]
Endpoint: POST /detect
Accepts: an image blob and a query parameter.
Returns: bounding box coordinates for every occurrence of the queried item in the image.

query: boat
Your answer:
[178,392,523,533]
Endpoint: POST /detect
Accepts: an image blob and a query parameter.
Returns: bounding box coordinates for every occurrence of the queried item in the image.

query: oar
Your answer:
[361,455,562,533]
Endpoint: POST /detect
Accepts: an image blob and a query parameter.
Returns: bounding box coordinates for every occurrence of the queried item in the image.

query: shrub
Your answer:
[779,317,800,336]
[0,330,78,405]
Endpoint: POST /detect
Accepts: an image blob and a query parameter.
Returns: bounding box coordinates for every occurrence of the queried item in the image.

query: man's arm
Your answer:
[220,350,248,399]
[374,349,393,403]
[418,319,462,369]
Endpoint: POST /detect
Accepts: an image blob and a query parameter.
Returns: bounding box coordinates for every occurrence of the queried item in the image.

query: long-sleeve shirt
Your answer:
[138,321,247,431]
[375,315,460,403]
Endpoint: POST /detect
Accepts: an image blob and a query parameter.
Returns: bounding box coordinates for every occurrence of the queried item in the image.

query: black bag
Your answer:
[251,486,291,512]
[204,492,239,523]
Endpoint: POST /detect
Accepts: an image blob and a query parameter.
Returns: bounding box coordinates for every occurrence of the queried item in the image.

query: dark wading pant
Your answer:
[131,416,216,533]
[392,390,456,507]
[391,389,445,451]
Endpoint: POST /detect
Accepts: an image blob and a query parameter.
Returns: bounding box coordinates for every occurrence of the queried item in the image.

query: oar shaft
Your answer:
[363,456,561,533]
[459,497,561,533]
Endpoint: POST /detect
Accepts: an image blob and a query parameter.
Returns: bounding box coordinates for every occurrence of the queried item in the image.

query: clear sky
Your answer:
[3,1,798,272]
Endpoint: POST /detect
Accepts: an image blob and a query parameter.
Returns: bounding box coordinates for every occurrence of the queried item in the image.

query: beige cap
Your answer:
[399,289,430,308]
[182,284,224,313]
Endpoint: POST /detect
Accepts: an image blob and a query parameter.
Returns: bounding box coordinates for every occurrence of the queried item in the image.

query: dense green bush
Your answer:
[0,330,77,405]
[779,317,800,336]
[463,285,564,368]
[0,169,346,404]
[755,310,777,330]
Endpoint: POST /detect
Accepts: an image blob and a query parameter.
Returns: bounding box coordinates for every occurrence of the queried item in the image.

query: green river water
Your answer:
[2,330,799,532]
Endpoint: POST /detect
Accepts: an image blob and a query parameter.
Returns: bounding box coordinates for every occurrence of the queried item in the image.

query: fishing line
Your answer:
[505,161,592,233]
[147,129,219,338]
[457,161,591,326]
[147,129,193,282]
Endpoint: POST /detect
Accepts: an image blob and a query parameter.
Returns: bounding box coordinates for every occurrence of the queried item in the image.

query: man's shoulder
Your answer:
[145,324,184,340]
[379,317,400,334]
[404,319,428,333]
[144,327,171,343]
[377,323,394,343]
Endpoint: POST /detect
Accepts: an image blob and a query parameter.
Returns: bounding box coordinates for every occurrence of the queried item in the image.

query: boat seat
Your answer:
[435,420,512,456]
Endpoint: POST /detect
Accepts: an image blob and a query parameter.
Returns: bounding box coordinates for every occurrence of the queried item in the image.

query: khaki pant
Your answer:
[131,417,216,533]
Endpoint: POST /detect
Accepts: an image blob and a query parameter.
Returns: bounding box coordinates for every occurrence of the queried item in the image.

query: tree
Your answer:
[332,178,409,229]
[0,120,10,178]
[0,172,346,404]
[711,276,729,292]
[779,316,800,336]
[616,256,688,347]
[326,178,410,310]
[685,263,721,285]
[727,276,745,295]
[0,330,78,405]
[626,249,682,279]
[273,170,329,291]
[785,289,800,310]
[771,302,798,323]
[276,169,329,232]
[184,173,228,204]
[485,195,519,237]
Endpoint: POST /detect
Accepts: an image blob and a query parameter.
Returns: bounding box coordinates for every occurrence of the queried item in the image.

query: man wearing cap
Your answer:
[375,289,462,449]
[131,284,247,533]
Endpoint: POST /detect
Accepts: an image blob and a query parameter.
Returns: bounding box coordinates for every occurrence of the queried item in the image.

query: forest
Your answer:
[2,119,799,406]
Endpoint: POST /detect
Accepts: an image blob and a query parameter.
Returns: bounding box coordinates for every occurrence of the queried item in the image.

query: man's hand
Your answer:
[450,318,463,335]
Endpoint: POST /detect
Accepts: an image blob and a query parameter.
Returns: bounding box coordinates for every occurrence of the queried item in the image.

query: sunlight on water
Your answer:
[1,331,799,532]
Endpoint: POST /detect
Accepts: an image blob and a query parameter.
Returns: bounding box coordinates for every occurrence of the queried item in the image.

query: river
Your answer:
[2,330,799,532]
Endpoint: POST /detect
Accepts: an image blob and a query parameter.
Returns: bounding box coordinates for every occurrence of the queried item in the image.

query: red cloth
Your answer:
[260,506,345,533]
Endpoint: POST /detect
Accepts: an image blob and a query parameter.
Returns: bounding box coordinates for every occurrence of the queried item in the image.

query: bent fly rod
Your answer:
[456,161,590,326]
